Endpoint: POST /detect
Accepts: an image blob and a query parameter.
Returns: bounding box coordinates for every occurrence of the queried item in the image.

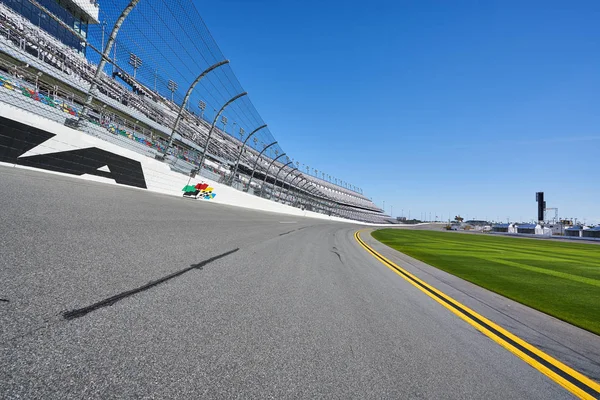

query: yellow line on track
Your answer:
[354,229,600,400]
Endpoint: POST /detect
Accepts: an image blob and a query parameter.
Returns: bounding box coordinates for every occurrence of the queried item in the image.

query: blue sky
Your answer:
[195,1,598,223]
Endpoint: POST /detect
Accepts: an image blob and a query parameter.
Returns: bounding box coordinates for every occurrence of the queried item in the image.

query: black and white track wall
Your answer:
[0,103,386,225]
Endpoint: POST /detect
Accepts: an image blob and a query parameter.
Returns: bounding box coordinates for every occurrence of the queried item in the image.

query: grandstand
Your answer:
[0,0,392,224]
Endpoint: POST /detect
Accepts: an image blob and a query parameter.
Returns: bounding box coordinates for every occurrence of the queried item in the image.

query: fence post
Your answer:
[229,124,267,186]
[162,60,230,159]
[77,0,142,128]
[246,141,277,194]
[271,161,293,201]
[198,92,247,172]
[260,153,285,198]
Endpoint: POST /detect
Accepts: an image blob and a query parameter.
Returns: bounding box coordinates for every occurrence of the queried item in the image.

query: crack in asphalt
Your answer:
[62,248,240,320]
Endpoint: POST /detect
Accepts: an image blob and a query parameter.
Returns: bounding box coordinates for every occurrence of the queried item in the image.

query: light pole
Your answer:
[167,80,177,102]
[221,115,228,133]
[228,124,267,186]
[198,100,206,120]
[198,92,248,171]
[128,52,142,78]
[246,141,277,193]
[101,20,106,51]
[34,71,42,91]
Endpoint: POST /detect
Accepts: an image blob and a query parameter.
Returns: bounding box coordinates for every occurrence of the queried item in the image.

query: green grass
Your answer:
[371,229,600,335]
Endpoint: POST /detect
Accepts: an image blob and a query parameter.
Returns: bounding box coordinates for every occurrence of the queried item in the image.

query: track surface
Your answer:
[0,166,591,399]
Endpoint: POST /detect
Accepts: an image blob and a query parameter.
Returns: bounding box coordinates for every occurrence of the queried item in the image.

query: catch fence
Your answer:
[0,0,389,223]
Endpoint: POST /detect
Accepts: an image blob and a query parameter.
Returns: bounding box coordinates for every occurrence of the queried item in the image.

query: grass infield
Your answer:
[371,229,600,336]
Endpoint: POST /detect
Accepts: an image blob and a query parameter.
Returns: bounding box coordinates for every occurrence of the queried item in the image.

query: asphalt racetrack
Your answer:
[1,166,597,399]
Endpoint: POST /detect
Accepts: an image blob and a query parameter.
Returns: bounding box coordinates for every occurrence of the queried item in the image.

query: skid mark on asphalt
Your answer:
[0,298,9,302]
[279,226,310,237]
[62,248,239,320]
[330,246,343,264]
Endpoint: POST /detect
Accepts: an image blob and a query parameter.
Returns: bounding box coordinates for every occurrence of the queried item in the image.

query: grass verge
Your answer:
[371,229,600,335]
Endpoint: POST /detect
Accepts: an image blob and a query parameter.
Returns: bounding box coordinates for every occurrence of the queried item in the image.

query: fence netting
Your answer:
[0,0,391,223]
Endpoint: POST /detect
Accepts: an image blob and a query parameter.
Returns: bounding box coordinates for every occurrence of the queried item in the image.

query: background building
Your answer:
[3,0,99,53]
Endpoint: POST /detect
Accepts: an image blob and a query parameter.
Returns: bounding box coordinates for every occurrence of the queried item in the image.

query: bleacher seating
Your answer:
[0,1,391,223]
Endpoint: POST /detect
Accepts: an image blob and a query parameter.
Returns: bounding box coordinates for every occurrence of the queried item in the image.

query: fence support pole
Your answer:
[77,0,141,128]
[271,161,293,201]
[228,124,268,186]
[260,153,285,198]
[198,92,247,170]
[246,141,277,194]
[296,180,312,207]
[283,173,303,202]
[290,178,306,206]
[277,167,298,201]
[163,60,230,158]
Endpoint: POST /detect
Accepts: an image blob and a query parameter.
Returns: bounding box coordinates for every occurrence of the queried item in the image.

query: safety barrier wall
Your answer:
[0,102,393,226]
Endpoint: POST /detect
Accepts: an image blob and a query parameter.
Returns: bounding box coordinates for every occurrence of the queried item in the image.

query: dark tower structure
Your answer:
[536,192,545,223]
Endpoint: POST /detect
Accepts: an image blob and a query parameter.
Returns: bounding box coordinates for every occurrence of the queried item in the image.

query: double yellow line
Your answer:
[354,230,600,400]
